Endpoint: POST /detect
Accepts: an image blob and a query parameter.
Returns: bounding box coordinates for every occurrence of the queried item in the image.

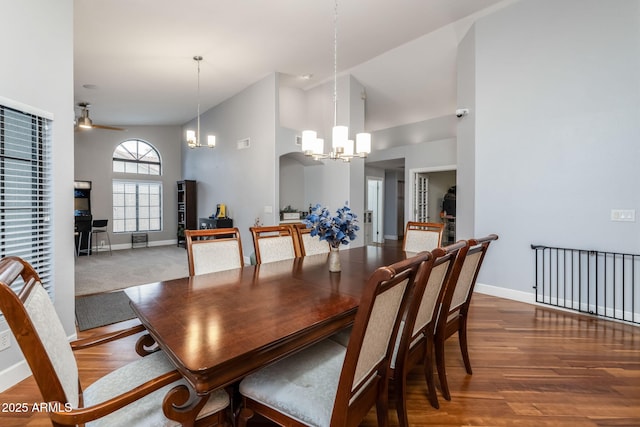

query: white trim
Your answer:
[384,234,399,240]
[474,282,535,304]
[407,164,456,222]
[0,96,54,120]
[0,360,32,393]
[109,239,178,251]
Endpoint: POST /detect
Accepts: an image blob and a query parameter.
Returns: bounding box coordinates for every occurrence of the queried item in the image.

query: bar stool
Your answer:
[91,219,111,255]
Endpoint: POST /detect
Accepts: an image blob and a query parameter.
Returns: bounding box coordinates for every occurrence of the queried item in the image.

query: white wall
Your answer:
[0,0,75,391]
[366,137,458,231]
[182,74,278,257]
[460,0,640,297]
[74,126,183,246]
[279,156,305,212]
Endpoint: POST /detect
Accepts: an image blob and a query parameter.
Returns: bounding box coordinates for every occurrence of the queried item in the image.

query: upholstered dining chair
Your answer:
[0,256,230,427]
[402,221,445,253]
[250,225,301,264]
[293,223,331,256]
[237,251,435,427]
[185,228,244,275]
[434,234,498,401]
[389,240,468,426]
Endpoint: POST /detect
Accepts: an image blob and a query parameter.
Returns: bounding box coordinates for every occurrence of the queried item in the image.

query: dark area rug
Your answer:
[75,291,136,331]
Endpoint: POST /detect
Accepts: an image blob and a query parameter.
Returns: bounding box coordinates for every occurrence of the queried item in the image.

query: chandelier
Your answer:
[301,0,371,161]
[186,56,216,149]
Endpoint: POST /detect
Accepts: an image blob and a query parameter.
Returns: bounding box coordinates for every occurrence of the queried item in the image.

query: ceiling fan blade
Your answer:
[91,124,126,131]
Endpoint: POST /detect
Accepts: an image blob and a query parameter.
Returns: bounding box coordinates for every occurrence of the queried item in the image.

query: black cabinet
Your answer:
[199,217,233,229]
[177,180,197,247]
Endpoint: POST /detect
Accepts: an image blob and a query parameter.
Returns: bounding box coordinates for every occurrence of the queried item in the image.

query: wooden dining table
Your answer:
[125,244,407,423]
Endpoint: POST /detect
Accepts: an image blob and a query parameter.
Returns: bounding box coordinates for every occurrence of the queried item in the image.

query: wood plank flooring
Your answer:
[1,293,638,426]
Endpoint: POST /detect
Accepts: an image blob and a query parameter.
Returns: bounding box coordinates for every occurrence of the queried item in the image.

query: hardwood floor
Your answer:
[1,294,638,426]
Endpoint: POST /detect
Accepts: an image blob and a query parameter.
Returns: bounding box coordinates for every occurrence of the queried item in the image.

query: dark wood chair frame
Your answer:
[249,225,302,264]
[0,256,228,427]
[434,234,498,401]
[185,227,244,276]
[238,252,435,427]
[390,241,469,426]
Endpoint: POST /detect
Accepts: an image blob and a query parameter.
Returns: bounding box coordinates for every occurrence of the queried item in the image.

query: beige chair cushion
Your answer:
[301,233,330,256]
[450,250,482,311]
[84,351,229,427]
[404,229,440,253]
[239,339,346,427]
[191,239,242,275]
[24,283,79,407]
[257,236,296,263]
[412,260,449,335]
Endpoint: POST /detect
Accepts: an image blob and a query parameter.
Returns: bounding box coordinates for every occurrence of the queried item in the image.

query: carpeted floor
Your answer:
[75,245,189,296]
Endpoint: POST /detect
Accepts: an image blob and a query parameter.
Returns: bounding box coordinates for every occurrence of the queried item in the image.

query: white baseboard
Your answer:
[111,239,177,251]
[384,234,399,240]
[0,360,31,393]
[474,282,536,304]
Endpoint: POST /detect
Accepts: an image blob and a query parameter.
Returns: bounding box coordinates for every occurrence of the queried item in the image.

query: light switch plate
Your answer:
[611,209,635,222]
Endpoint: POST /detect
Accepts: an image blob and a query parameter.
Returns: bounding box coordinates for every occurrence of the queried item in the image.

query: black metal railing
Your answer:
[531,244,639,325]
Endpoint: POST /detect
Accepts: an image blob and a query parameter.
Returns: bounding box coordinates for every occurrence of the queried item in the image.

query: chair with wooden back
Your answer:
[185,228,244,275]
[402,221,445,253]
[237,251,435,427]
[390,240,469,425]
[0,256,230,427]
[293,223,331,256]
[250,225,301,264]
[434,234,498,401]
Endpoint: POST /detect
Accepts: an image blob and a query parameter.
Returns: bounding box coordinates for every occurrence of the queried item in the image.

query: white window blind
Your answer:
[0,102,53,297]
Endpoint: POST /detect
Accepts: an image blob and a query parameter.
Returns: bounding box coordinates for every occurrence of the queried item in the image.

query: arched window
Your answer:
[112,139,162,233]
[112,139,161,175]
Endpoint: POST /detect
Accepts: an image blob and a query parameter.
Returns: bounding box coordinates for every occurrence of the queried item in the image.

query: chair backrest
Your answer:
[0,257,79,408]
[330,251,434,425]
[185,228,244,275]
[92,219,108,228]
[440,234,498,327]
[250,225,301,264]
[293,223,330,256]
[407,241,468,345]
[402,221,444,253]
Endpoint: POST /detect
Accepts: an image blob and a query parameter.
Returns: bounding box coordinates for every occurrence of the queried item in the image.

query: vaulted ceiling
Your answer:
[73,0,509,132]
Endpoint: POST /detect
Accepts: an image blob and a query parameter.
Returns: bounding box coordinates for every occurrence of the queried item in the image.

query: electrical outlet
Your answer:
[100,240,105,248]
[0,330,11,351]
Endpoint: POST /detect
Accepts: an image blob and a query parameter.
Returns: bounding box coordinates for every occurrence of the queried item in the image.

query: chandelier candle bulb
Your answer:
[356,132,371,157]
[332,125,348,152]
[301,130,317,154]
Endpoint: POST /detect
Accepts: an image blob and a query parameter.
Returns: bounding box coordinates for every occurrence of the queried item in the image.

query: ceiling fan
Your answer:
[76,102,125,131]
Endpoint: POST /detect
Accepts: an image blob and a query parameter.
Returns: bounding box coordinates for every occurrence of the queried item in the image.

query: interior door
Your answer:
[367,178,384,244]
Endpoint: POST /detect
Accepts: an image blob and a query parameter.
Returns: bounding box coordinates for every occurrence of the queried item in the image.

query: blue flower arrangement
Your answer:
[304,203,359,248]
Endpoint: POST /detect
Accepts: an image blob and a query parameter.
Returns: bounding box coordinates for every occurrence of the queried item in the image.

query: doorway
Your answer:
[366,177,384,244]
[409,165,457,243]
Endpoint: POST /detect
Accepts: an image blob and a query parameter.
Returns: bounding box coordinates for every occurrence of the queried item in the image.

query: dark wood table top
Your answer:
[126,244,406,395]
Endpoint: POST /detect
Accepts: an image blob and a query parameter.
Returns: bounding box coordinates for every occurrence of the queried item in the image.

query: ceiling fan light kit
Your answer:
[76,102,125,131]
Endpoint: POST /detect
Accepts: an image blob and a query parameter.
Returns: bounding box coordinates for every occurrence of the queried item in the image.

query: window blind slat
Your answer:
[1,103,54,299]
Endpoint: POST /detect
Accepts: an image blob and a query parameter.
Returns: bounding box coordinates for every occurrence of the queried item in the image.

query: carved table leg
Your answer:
[163,383,208,427]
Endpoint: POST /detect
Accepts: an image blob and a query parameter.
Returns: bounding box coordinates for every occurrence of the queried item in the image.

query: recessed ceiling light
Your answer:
[82,84,98,90]
[301,74,313,80]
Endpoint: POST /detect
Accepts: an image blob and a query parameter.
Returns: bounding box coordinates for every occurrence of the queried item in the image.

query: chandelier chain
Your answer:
[333,0,338,128]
